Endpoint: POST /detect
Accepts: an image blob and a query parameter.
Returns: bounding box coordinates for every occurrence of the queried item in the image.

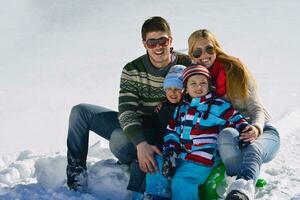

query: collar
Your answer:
[143,52,177,76]
[184,92,213,105]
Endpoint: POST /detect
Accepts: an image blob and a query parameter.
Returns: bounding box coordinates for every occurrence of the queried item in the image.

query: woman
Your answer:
[188,29,280,200]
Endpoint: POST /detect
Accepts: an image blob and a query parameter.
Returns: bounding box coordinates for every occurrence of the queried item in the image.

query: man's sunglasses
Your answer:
[144,37,170,49]
[192,45,215,58]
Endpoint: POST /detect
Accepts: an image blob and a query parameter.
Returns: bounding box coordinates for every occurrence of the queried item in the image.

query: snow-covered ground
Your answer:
[1,0,300,199]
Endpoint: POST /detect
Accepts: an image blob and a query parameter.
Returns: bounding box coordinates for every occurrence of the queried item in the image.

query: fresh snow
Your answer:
[1,0,300,199]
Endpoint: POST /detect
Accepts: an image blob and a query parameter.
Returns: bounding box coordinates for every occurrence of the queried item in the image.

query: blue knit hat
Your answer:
[163,65,186,90]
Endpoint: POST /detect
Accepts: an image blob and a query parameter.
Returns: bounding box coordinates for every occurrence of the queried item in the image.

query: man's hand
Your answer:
[240,124,260,143]
[136,141,162,173]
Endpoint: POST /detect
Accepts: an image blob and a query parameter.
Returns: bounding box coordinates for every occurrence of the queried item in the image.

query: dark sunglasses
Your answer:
[192,45,215,58]
[145,37,170,49]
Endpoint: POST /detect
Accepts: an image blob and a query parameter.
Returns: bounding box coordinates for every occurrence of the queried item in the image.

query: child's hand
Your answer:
[154,102,163,113]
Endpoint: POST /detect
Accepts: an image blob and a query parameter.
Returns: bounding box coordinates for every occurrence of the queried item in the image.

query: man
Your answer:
[66,16,191,191]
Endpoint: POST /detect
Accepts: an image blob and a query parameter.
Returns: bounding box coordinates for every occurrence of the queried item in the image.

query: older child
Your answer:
[145,65,250,200]
[130,65,186,199]
[140,64,186,150]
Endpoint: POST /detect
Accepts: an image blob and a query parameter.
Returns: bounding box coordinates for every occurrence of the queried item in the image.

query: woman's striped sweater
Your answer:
[164,93,249,166]
[118,52,191,145]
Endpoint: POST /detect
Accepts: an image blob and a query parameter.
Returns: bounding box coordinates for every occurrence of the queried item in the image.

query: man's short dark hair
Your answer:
[141,16,171,40]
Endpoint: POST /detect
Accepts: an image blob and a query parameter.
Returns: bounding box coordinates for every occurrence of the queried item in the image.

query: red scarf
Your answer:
[208,59,227,97]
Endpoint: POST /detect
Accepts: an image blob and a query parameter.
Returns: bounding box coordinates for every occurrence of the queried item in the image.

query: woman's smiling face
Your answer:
[192,39,217,68]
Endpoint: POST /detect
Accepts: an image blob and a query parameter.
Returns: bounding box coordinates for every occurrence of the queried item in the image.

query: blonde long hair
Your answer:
[188,29,256,103]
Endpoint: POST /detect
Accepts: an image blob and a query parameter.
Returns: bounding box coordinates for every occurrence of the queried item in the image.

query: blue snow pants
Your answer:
[146,155,218,200]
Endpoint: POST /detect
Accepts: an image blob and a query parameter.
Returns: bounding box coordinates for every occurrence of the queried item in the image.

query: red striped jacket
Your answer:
[164,93,248,166]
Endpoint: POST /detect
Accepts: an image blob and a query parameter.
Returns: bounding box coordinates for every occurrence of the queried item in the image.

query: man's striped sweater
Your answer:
[164,93,249,166]
[118,52,191,145]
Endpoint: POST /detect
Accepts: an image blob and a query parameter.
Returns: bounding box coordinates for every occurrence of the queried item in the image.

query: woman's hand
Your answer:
[239,125,260,143]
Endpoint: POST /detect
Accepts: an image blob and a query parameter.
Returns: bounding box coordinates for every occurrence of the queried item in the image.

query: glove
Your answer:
[237,123,251,148]
[163,146,176,157]
[162,147,176,179]
[162,155,176,179]
[238,132,251,148]
[238,139,250,148]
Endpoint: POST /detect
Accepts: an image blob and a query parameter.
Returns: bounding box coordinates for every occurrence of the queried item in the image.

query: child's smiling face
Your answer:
[186,74,209,98]
[165,87,182,104]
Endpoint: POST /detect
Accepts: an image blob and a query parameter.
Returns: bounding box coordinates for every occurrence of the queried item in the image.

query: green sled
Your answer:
[199,163,267,200]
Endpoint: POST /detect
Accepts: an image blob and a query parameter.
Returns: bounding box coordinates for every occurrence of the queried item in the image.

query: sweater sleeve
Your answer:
[244,80,271,134]
[118,65,145,146]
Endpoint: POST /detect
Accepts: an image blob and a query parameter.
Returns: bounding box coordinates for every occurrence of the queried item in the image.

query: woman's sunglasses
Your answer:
[145,37,170,49]
[192,45,215,58]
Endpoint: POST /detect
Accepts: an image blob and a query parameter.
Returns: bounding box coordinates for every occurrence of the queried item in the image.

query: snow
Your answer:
[1,0,300,199]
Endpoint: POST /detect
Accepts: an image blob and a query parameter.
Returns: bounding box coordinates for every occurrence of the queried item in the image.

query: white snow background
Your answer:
[1,0,300,199]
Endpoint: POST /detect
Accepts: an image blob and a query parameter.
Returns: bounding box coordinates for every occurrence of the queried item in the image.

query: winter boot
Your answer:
[226,190,249,200]
[66,164,88,191]
[225,179,255,200]
[216,174,237,198]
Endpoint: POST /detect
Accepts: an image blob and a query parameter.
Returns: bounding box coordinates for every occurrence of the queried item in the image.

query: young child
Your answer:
[145,64,249,200]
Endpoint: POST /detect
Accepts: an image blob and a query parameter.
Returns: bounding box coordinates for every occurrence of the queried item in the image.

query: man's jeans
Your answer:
[66,104,137,187]
[217,123,280,181]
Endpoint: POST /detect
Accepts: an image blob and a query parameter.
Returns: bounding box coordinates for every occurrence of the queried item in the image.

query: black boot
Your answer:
[225,190,249,200]
[66,164,88,191]
[66,153,88,191]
